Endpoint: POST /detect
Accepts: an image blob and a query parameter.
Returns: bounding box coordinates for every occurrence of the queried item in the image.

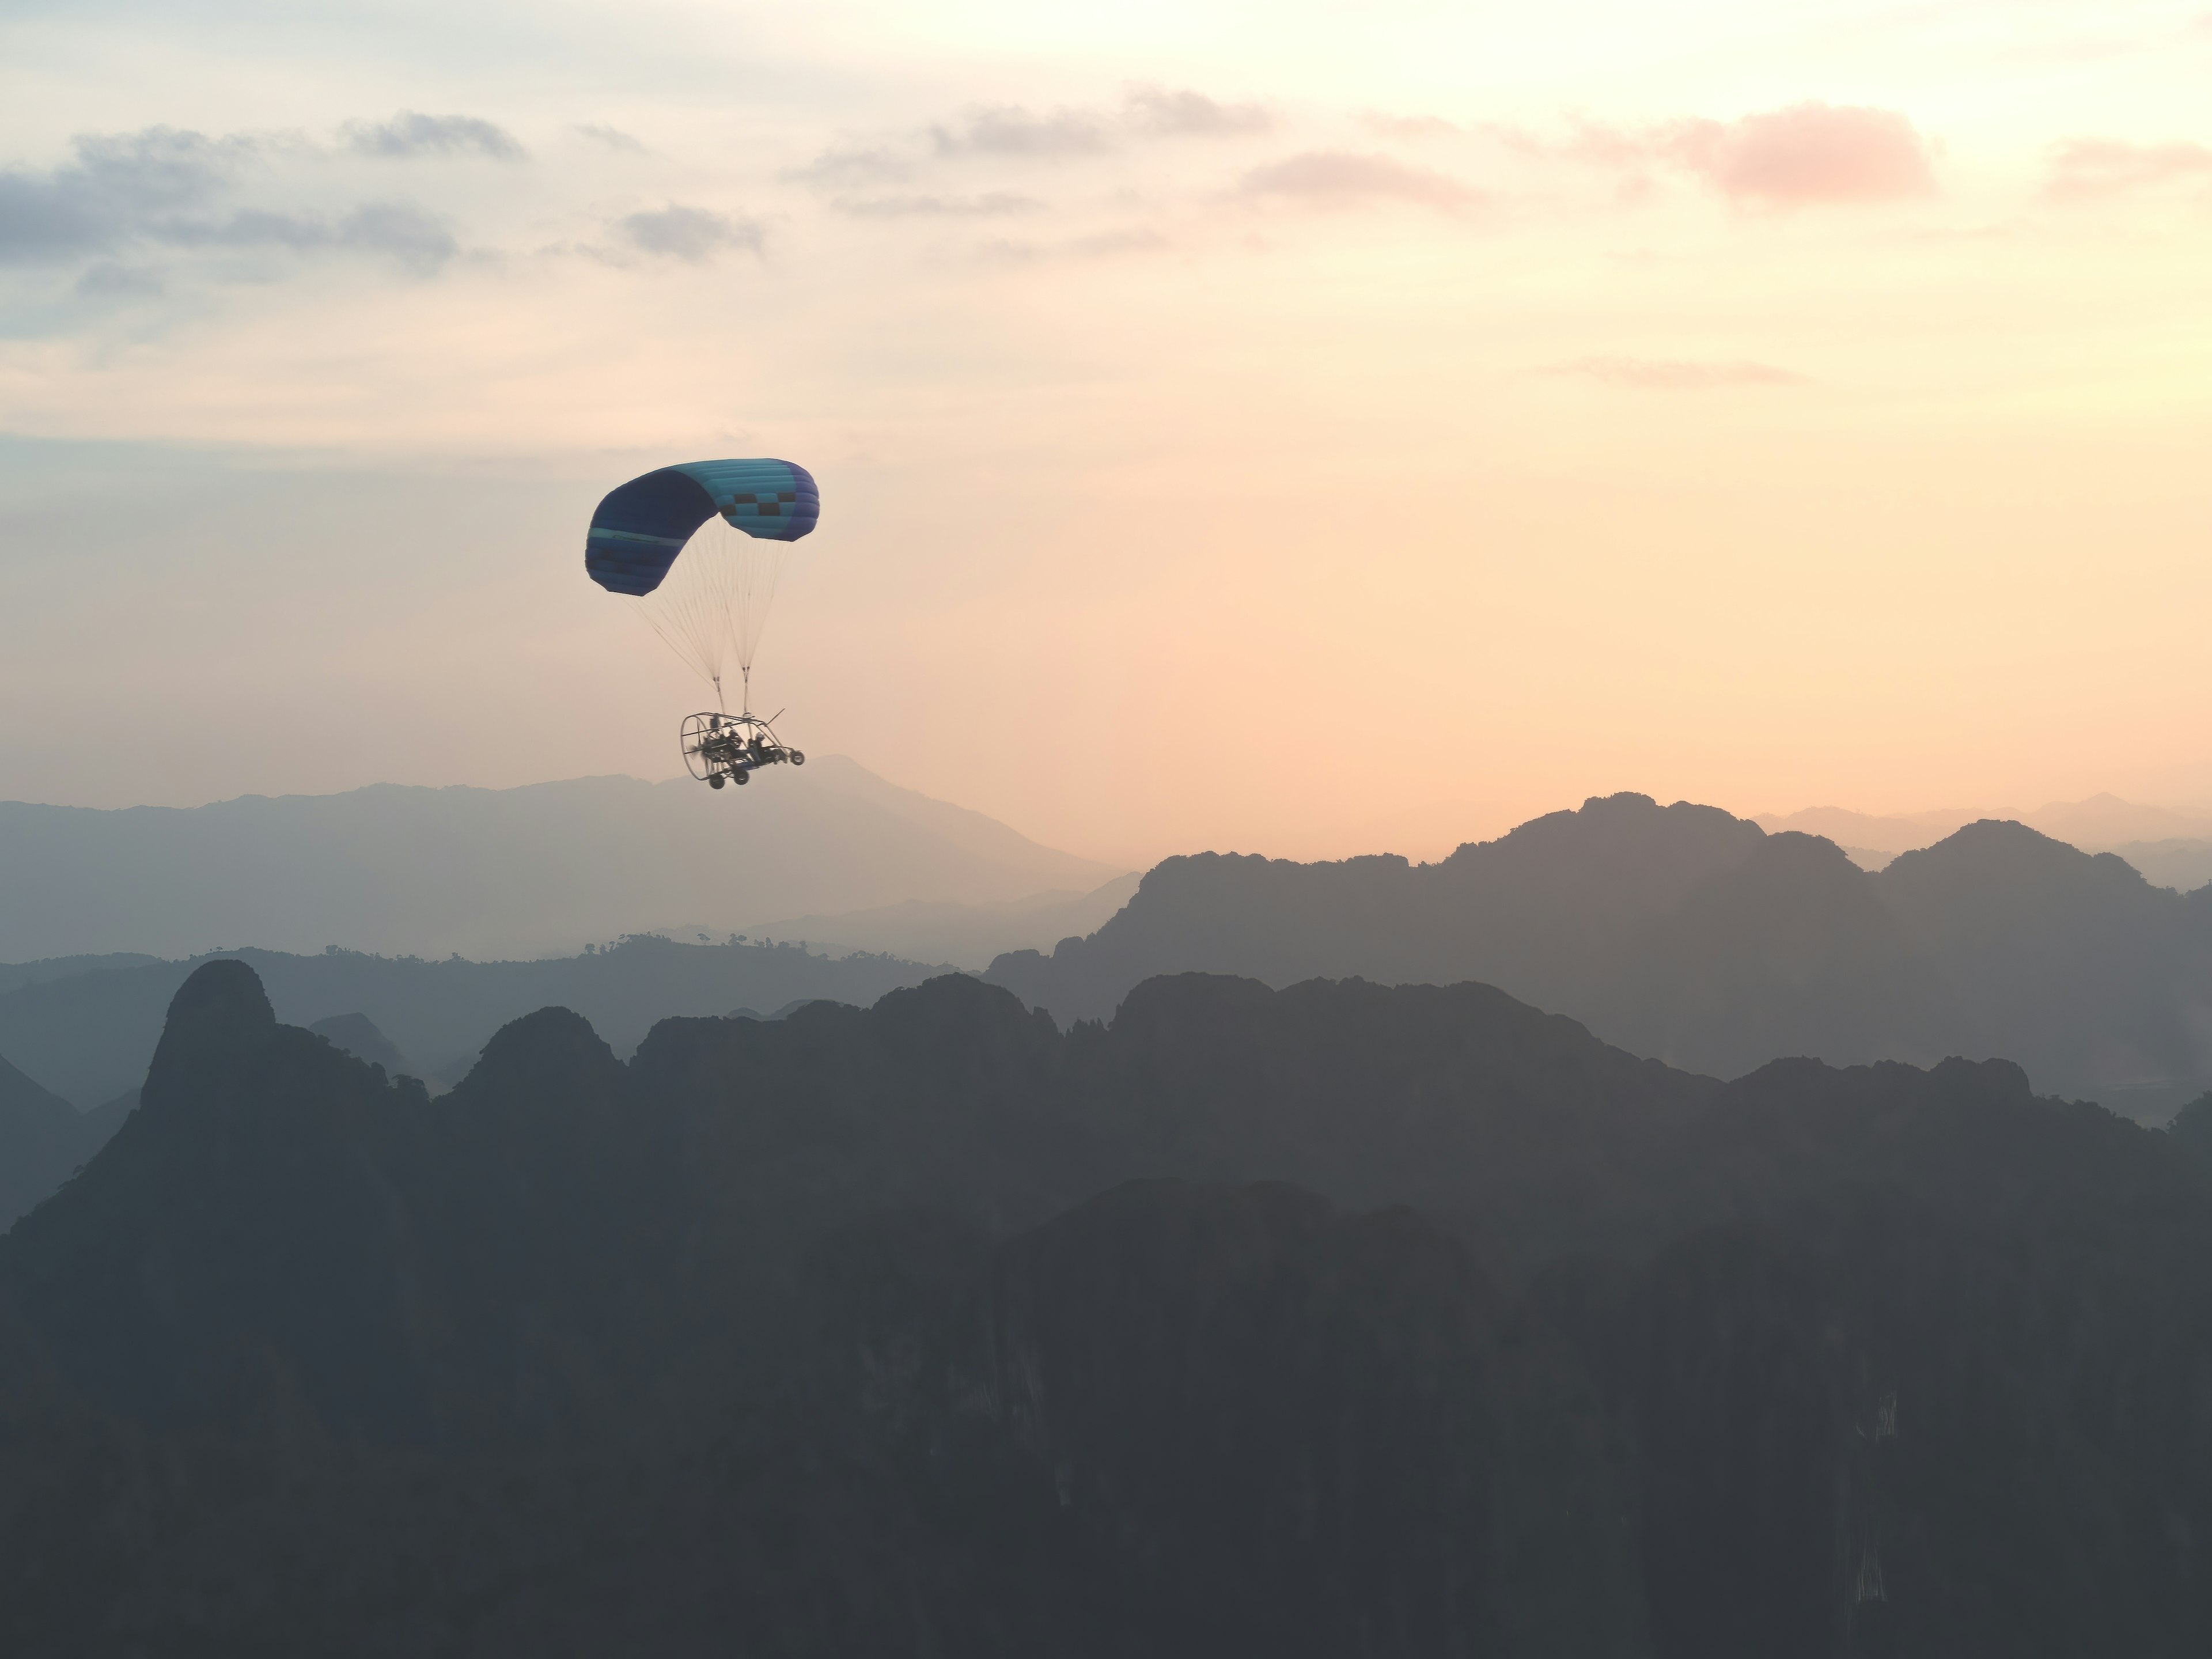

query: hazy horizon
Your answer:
[6,758,2210,875]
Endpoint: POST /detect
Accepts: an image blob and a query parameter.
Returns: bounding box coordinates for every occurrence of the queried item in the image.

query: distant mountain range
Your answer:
[0,934,953,1111]
[2106,837,2212,895]
[987,793,2212,1118]
[742,871,1142,969]
[13,787,2211,1127]
[3,959,2209,1652]
[0,757,1120,962]
[1759,793,2212,887]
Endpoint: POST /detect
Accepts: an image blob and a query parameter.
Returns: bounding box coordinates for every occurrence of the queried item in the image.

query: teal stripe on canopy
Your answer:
[584,457,819,596]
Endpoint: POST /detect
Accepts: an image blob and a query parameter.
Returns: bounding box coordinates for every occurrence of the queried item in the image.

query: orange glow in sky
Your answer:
[1,0,2207,863]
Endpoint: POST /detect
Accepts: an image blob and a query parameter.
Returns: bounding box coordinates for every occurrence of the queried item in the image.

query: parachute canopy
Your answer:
[585,458,819,597]
[585,457,820,713]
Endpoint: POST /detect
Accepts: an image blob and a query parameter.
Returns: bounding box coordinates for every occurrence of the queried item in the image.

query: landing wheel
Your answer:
[789,751,806,767]
[709,774,725,790]
[733,769,750,785]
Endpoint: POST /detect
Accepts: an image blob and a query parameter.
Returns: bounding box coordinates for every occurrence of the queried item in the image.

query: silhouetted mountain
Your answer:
[0,934,954,1110]
[1756,804,1984,853]
[1759,793,2212,858]
[988,794,2212,1116]
[1877,821,2212,1105]
[76,1087,138,1152]
[0,1052,96,1231]
[993,792,1761,1017]
[3,959,2211,1653]
[0,758,1117,961]
[2172,1092,2212,1168]
[304,1012,416,1077]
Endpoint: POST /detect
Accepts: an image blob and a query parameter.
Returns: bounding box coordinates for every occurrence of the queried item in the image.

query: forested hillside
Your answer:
[3,960,2207,1654]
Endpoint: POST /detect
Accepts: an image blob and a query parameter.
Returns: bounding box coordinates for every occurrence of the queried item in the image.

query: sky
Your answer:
[2,0,2209,867]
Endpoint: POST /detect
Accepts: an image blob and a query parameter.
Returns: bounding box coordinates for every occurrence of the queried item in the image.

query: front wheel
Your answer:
[733,769,750,785]
[708,774,725,790]
[789,751,806,767]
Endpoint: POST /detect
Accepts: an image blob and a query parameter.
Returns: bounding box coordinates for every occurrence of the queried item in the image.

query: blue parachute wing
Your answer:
[585,458,820,596]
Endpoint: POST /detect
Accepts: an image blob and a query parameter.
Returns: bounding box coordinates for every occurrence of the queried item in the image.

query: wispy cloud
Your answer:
[158,201,459,270]
[615,204,763,262]
[1551,355,1806,389]
[831,192,1044,218]
[1236,151,1478,212]
[0,126,456,272]
[782,144,912,188]
[0,127,250,263]
[791,88,1266,191]
[2041,137,2212,201]
[1483,102,1937,207]
[1477,117,1673,171]
[1123,86,1270,138]
[1675,103,1934,206]
[931,105,1113,159]
[342,112,526,162]
[575,124,649,156]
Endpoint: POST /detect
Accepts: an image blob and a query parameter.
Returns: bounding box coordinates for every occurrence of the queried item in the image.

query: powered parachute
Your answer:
[584,458,819,789]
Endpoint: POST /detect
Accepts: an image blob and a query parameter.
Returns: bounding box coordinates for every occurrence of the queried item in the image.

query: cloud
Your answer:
[575,124,649,156]
[831,192,1044,218]
[931,105,1112,158]
[1552,355,1805,389]
[0,126,455,276]
[2041,138,2212,201]
[0,127,246,263]
[783,144,912,187]
[1236,151,1478,212]
[1483,103,1936,207]
[342,112,526,162]
[616,204,764,262]
[791,88,1264,198]
[1123,86,1270,138]
[155,201,459,271]
[71,127,253,208]
[1670,103,1935,206]
[324,202,461,269]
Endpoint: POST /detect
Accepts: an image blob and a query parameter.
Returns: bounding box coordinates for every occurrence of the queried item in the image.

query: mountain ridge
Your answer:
[0,935,957,1110]
[986,793,2212,1116]
[0,759,1117,962]
[1758,791,2212,858]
